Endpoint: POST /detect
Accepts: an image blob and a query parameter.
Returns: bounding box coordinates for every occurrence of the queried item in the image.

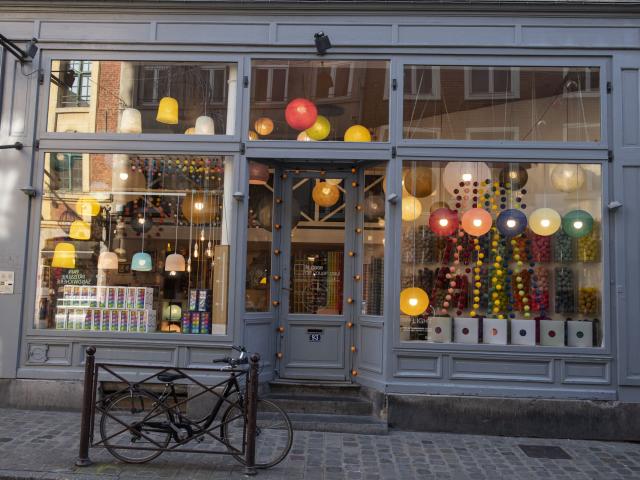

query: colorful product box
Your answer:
[88,286,98,308]
[109,310,119,332]
[71,286,82,307]
[97,287,107,309]
[126,288,137,310]
[198,290,211,312]
[92,310,102,331]
[190,312,201,334]
[116,287,126,310]
[200,312,211,335]
[181,313,191,334]
[107,287,117,309]
[83,309,93,330]
[129,311,140,333]
[118,310,128,332]
[189,290,198,312]
[55,309,67,330]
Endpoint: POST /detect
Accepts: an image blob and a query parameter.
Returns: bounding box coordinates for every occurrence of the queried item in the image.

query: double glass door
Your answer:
[276,170,358,381]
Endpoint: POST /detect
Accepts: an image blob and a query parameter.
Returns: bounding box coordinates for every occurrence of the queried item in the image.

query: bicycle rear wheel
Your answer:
[221,398,293,469]
[100,390,172,463]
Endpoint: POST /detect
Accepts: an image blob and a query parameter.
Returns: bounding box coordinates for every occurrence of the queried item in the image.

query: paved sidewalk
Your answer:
[1,408,639,480]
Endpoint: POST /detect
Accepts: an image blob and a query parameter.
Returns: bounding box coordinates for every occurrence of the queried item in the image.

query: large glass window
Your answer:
[403,66,601,142]
[250,60,389,141]
[399,160,602,348]
[47,60,237,135]
[35,153,233,335]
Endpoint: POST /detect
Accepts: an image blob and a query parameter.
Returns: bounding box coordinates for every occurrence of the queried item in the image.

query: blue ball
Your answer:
[496,209,527,237]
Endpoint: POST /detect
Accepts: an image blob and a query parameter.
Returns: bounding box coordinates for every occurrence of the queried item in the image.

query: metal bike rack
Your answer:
[75,346,261,475]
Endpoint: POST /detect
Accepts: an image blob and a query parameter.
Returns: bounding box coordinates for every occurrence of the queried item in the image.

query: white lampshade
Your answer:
[98,251,119,270]
[164,253,186,272]
[529,207,562,236]
[119,108,142,134]
[443,161,491,194]
[195,116,215,135]
[550,164,586,193]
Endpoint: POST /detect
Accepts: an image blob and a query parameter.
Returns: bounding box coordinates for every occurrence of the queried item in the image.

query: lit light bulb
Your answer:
[439,218,449,227]
[119,172,129,181]
[187,257,192,273]
[509,171,518,179]
[206,241,213,257]
[573,220,584,230]
[461,173,472,182]
[194,201,204,211]
[540,219,551,228]
[408,297,419,307]
[200,229,205,242]
[322,187,331,195]
[138,217,145,224]
[169,271,176,276]
[193,243,199,258]
[506,219,517,228]
[472,219,482,227]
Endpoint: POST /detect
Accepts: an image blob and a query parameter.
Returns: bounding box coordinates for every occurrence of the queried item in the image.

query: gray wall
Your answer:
[0,3,639,401]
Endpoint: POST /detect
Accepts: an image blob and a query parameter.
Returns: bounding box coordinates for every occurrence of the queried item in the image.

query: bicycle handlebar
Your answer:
[212,346,250,367]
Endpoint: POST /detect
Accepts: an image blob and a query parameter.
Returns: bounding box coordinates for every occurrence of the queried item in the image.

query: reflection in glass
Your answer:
[250,60,389,141]
[35,153,232,335]
[403,66,601,142]
[362,168,385,316]
[47,60,236,134]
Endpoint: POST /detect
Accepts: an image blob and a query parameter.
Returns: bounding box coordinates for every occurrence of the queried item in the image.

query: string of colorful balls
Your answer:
[249,98,372,142]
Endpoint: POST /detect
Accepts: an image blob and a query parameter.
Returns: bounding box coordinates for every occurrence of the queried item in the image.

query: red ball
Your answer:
[285,98,318,130]
[429,208,459,236]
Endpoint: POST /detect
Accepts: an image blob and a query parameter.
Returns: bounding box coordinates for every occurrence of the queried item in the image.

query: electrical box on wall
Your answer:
[0,271,14,294]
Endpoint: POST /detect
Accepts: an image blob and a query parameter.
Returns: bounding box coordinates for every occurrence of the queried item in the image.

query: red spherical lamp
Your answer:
[429,208,459,236]
[461,208,492,236]
[285,98,318,131]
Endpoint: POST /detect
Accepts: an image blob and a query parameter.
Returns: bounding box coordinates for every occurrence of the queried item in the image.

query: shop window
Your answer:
[404,66,440,100]
[399,160,603,348]
[246,162,273,312]
[403,65,601,142]
[35,153,233,335]
[47,60,237,135]
[362,168,386,316]
[250,59,389,141]
[50,153,84,192]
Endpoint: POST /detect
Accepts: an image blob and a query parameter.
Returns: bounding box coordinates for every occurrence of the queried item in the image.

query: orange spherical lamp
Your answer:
[254,117,274,136]
[312,182,340,207]
[461,208,492,236]
[400,287,429,316]
[344,125,371,142]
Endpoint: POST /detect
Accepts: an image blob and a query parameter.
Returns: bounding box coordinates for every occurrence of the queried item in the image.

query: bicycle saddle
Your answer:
[157,371,187,383]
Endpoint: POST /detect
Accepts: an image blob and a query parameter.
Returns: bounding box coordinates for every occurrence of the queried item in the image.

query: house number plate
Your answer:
[308,329,323,342]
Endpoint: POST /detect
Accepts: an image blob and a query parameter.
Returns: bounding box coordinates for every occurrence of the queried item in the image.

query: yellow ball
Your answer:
[344,124,371,142]
[524,305,530,311]
[473,304,479,309]
[498,314,505,320]
[478,253,485,259]
[305,115,331,141]
[493,307,500,313]
[475,282,481,288]
[474,289,480,295]
[399,287,429,316]
[496,285,502,291]
[470,311,476,317]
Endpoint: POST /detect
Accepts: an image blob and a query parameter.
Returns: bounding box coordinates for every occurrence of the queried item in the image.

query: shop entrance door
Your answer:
[276,169,357,381]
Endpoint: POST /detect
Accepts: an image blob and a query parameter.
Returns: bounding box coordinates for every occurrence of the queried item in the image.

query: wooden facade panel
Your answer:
[82,345,176,366]
[186,347,234,368]
[521,26,640,47]
[157,22,270,44]
[450,356,553,382]
[561,360,611,384]
[25,342,71,366]
[398,25,515,46]
[394,353,442,378]
[358,323,383,374]
[622,69,640,146]
[39,22,151,41]
[276,23,393,45]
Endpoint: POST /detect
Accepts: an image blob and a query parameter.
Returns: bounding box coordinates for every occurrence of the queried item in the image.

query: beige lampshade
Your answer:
[443,161,491,194]
[156,97,179,124]
[195,116,215,135]
[165,253,186,272]
[550,164,586,193]
[97,251,119,270]
[529,207,561,236]
[118,108,142,134]
[52,243,75,269]
[401,195,422,222]
[403,166,433,198]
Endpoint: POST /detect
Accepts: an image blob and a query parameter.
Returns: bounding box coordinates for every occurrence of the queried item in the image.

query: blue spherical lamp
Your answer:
[132,252,153,271]
[496,209,527,237]
[562,210,594,238]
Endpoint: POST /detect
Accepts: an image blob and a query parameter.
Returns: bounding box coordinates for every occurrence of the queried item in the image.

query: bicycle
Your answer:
[98,346,293,468]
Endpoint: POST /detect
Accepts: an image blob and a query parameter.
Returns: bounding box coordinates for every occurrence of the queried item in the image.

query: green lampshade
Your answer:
[562,210,594,238]
[132,252,153,271]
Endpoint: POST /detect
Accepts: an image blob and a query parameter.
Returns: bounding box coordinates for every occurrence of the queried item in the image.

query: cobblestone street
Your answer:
[0,408,639,479]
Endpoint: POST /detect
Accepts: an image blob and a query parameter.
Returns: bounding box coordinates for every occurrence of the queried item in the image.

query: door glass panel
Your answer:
[289,178,345,315]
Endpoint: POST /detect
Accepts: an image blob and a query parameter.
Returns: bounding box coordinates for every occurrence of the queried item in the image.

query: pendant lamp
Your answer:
[248,130,259,141]
[550,164,586,193]
[312,181,340,208]
[119,108,142,134]
[52,242,75,269]
[562,209,594,238]
[98,209,119,270]
[401,195,422,222]
[254,117,274,136]
[429,207,459,236]
[400,287,429,316]
[69,220,91,240]
[165,196,186,273]
[498,166,528,190]
[297,131,314,142]
[156,97,179,125]
[344,125,371,142]
[76,196,100,217]
[285,98,318,130]
[402,166,433,198]
[461,208,492,236]
[132,196,153,272]
[529,207,561,236]
[496,209,527,237]
[364,194,385,221]
[429,201,450,214]
[249,162,269,185]
[185,127,196,135]
[195,115,215,135]
[443,161,491,195]
[305,115,331,141]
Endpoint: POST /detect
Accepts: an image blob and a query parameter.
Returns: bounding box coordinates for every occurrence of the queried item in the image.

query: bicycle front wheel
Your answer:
[99,390,172,464]
[221,399,293,469]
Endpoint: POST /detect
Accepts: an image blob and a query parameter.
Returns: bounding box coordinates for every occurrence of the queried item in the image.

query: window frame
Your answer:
[464,66,521,100]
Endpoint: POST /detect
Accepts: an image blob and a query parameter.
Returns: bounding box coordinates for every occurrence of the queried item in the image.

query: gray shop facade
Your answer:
[2,0,640,437]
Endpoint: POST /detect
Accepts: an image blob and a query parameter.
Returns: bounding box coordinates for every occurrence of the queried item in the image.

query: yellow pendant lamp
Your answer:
[344,124,371,142]
[156,97,179,125]
[69,220,91,240]
[529,207,562,236]
[400,287,429,316]
[401,195,422,222]
[52,242,76,269]
[312,182,340,207]
[76,196,100,217]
